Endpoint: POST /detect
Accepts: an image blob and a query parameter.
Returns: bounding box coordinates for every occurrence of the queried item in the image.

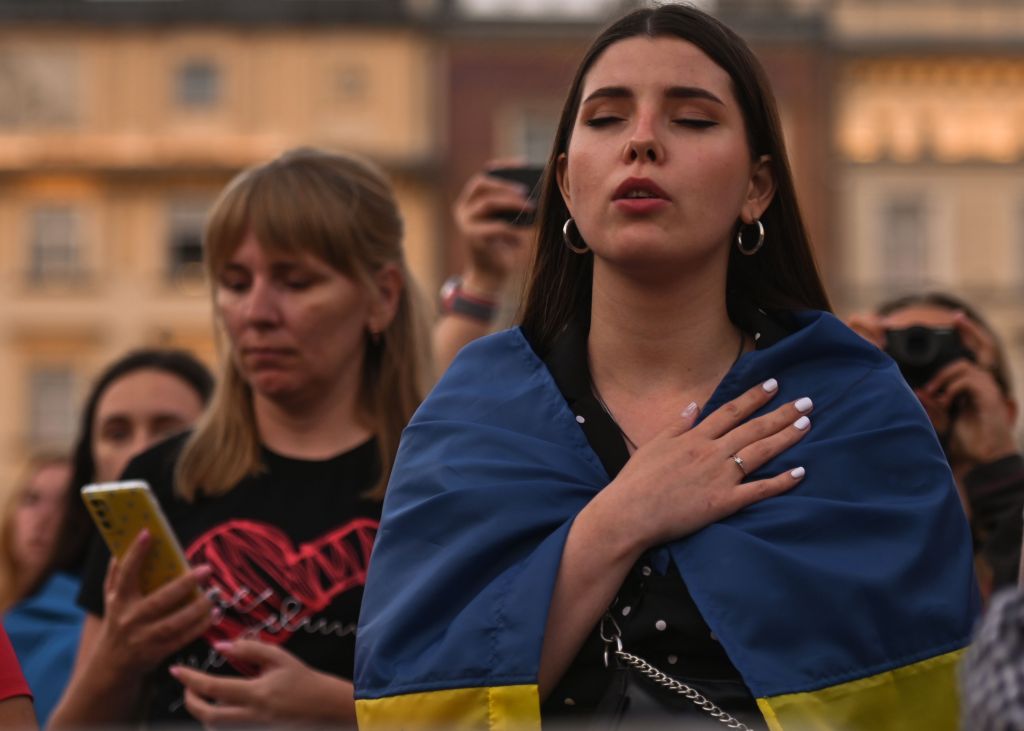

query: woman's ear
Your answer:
[555,152,573,215]
[741,155,777,224]
[367,263,403,335]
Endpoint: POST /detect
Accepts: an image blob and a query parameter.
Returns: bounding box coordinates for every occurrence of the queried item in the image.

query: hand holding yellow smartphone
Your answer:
[81,480,192,595]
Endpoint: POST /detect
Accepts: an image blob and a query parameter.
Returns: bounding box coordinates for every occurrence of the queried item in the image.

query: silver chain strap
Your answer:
[601,615,752,731]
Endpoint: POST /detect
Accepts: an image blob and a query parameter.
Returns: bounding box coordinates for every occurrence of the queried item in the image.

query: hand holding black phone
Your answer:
[486,165,545,226]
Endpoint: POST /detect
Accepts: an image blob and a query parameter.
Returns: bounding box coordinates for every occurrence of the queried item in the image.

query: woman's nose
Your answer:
[623,116,664,164]
[243,280,281,325]
[627,140,659,162]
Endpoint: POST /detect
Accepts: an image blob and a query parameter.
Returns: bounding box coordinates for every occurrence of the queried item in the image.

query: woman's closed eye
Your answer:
[673,118,717,129]
[217,271,250,293]
[584,116,625,128]
[282,276,315,291]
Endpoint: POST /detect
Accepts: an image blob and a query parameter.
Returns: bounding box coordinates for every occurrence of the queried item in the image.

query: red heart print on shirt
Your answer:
[185,517,377,650]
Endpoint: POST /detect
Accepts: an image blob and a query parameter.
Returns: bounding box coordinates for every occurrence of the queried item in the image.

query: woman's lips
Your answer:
[613,197,670,214]
[242,347,294,364]
[612,177,671,214]
[612,177,671,201]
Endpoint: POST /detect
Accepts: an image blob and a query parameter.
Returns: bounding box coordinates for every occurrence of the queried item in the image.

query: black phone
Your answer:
[487,165,545,226]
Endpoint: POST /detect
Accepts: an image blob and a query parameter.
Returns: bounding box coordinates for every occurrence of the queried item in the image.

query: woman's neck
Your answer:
[588,259,742,399]
[252,375,372,460]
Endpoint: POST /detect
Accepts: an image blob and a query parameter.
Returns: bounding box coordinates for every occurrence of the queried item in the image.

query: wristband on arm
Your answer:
[439,276,498,323]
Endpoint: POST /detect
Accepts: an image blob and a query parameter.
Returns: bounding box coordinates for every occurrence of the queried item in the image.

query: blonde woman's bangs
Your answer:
[206,157,375,281]
[203,168,259,278]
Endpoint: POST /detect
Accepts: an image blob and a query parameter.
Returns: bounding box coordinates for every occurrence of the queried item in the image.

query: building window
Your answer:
[508,107,560,164]
[0,49,78,128]
[28,366,76,447]
[176,60,220,108]
[167,200,209,281]
[29,205,81,284]
[880,196,928,290]
[336,65,368,101]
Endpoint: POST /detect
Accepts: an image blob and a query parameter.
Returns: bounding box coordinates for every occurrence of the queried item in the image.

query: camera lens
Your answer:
[901,327,939,365]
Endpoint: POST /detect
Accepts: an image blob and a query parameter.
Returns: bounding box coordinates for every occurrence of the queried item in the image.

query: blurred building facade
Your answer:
[0,0,443,489]
[0,0,1021,491]
[713,0,1024,436]
[831,0,1024,413]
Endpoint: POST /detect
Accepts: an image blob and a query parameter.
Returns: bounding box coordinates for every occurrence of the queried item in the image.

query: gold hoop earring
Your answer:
[736,219,765,256]
[563,217,590,255]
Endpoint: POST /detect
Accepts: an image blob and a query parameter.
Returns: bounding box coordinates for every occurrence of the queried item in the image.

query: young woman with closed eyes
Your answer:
[356,6,978,730]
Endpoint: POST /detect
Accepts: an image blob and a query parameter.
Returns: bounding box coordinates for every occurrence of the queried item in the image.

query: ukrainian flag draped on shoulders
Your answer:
[355,310,979,731]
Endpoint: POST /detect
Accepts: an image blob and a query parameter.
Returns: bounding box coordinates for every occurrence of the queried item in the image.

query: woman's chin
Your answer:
[247,372,304,402]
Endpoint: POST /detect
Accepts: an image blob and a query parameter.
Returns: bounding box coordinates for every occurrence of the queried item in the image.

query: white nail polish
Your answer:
[682,401,698,417]
[793,416,810,430]
[790,466,806,479]
[795,397,813,413]
[762,378,779,393]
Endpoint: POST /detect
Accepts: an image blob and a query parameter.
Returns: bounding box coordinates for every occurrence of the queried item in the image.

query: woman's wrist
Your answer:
[461,269,504,300]
[439,272,500,324]
[306,671,356,723]
[92,625,152,680]
[577,483,650,568]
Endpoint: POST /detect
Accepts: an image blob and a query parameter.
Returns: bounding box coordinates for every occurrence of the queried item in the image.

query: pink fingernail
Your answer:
[682,402,698,418]
[793,416,810,430]
[169,666,182,678]
[762,378,778,393]
[214,641,233,652]
[790,466,806,479]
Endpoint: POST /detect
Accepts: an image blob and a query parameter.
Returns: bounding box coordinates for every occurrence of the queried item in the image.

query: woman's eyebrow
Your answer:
[582,85,724,106]
[666,86,724,105]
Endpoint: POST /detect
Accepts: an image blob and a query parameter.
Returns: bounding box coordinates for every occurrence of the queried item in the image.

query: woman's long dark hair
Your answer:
[520,4,831,352]
[48,349,214,577]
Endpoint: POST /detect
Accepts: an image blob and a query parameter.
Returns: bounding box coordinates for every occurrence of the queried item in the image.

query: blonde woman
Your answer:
[0,454,71,615]
[51,148,431,727]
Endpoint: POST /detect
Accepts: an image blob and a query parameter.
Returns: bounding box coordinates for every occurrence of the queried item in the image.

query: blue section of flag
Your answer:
[355,311,979,702]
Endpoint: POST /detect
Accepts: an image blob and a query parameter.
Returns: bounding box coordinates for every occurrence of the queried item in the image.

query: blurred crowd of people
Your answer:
[0,4,1020,730]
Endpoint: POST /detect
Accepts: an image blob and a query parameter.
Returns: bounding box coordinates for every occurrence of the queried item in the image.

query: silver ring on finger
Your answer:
[729,454,748,477]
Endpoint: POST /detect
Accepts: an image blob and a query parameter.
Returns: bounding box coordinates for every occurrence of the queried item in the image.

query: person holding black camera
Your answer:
[433,161,541,372]
[849,292,1023,597]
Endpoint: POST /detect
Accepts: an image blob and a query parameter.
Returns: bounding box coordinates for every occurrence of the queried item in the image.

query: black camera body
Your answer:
[884,326,973,389]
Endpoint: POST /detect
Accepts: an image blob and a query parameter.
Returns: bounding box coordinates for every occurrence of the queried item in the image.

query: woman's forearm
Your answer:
[537,486,647,699]
[49,653,145,729]
[48,621,145,729]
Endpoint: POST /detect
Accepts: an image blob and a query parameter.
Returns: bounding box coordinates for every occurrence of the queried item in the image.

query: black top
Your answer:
[78,433,381,725]
[528,311,791,726]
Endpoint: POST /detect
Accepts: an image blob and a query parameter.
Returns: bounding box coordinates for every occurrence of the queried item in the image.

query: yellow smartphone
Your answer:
[81,480,192,596]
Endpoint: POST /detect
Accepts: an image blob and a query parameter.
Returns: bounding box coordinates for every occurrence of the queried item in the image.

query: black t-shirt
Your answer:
[77,433,381,724]
[531,310,791,728]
